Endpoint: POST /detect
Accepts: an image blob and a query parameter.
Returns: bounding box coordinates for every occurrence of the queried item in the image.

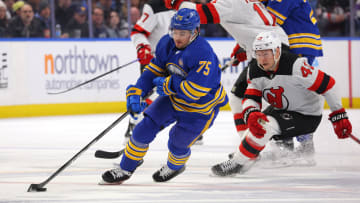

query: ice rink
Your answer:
[1,110,359,203]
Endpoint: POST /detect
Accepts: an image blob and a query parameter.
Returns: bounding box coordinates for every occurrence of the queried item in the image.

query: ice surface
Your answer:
[0,110,359,202]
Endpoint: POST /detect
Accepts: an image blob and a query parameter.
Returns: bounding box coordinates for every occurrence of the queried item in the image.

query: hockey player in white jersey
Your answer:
[123,0,175,143]
[211,31,353,176]
[165,0,289,60]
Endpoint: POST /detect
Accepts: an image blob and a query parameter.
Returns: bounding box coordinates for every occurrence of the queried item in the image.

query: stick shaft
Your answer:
[221,57,237,71]
[48,59,138,95]
[349,134,360,144]
[31,111,130,188]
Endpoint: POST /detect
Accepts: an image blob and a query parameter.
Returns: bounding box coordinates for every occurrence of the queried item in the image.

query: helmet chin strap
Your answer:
[271,54,280,71]
[187,28,199,46]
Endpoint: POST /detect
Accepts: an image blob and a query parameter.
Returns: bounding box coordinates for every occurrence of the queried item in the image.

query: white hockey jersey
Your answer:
[242,52,342,116]
[131,0,175,51]
[180,0,289,59]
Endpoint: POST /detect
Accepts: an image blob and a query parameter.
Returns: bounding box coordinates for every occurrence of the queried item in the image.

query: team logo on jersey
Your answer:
[176,15,183,21]
[263,86,289,110]
[166,62,187,78]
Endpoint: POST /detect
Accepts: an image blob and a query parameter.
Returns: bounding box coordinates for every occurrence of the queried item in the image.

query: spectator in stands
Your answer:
[4,0,14,17]
[316,0,349,36]
[35,1,50,38]
[201,24,228,37]
[55,0,75,32]
[96,0,114,22]
[0,0,9,37]
[7,3,45,37]
[356,0,360,35]
[106,10,128,38]
[92,6,109,38]
[308,0,318,13]
[12,0,24,16]
[28,0,41,15]
[130,6,140,26]
[131,0,141,8]
[62,4,89,38]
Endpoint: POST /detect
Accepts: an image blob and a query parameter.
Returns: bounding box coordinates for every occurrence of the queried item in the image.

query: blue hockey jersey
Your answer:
[262,0,323,57]
[135,34,228,116]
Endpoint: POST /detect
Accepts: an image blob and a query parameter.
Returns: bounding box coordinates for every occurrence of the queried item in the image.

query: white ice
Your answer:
[0,110,359,203]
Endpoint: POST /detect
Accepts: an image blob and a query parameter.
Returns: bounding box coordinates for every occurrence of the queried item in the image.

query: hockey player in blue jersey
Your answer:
[100,8,228,184]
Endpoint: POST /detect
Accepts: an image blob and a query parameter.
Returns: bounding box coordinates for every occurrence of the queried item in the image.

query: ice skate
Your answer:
[193,135,204,145]
[293,134,316,166]
[152,165,185,182]
[99,167,132,185]
[211,159,244,177]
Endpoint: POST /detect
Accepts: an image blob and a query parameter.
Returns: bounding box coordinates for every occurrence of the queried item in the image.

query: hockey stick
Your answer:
[221,57,237,72]
[94,148,124,159]
[349,134,360,144]
[47,59,138,95]
[27,111,130,192]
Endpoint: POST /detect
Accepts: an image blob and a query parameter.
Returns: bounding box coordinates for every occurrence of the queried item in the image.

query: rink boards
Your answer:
[0,38,359,118]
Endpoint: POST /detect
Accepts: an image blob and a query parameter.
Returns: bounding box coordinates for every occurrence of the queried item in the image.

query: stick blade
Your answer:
[94,149,124,159]
[27,184,47,192]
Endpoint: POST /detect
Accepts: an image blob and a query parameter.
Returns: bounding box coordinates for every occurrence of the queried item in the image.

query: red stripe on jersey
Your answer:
[234,113,247,131]
[245,88,262,97]
[241,98,247,105]
[206,3,220,24]
[323,76,335,94]
[239,144,257,159]
[271,13,276,26]
[245,136,265,151]
[131,24,151,37]
[196,4,207,24]
[308,70,324,92]
[234,112,243,120]
[239,136,265,159]
[253,4,270,25]
[236,124,248,131]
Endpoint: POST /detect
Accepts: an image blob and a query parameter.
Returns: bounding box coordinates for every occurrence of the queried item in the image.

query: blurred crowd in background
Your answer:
[0,0,359,38]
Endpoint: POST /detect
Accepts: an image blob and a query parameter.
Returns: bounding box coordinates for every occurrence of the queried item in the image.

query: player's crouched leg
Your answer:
[212,116,280,176]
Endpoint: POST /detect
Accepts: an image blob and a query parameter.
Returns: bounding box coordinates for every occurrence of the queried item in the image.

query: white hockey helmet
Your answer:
[252,31,282,58]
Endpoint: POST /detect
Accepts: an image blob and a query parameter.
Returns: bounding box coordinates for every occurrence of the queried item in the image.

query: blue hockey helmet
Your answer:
[170,8,200,32]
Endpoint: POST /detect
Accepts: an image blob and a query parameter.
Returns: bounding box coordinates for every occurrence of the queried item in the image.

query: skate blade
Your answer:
[193,140,204,145]
[98,180,125,185]
[209,173,237,178]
